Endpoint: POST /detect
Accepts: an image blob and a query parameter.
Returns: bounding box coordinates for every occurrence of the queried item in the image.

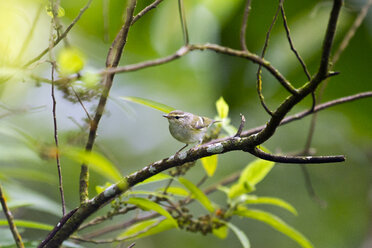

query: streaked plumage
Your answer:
[163,110,217,152]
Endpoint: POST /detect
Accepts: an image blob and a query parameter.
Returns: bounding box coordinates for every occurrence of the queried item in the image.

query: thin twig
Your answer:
[51,65,66,216]
[132,0,164,25]
[71,86,92,121]
[79,206,136,230]
[24,0,93,67]
[332,0,372,64]
[300,0,372,198]
[49,2,66,216]
[248,146,345,164]
[280,0,311,81]
[0,185,24,248]
[80,0,137,204]
[234,114,246,137]
[178,0,189,45]
[240,0,252,51]
[239,91,372,138]
[256,4,282,116]
[189,44,297,95]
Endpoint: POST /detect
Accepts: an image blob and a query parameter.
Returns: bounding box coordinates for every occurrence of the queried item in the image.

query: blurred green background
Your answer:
[0,0,371,247]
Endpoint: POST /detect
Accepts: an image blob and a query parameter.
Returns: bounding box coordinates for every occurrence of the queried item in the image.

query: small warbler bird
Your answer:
[163,110,219,153]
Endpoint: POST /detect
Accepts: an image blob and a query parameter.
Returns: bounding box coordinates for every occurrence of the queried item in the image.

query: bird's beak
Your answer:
[163,114,170,119]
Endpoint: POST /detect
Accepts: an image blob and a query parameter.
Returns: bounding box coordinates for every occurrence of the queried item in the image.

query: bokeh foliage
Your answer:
[0,0,371,247]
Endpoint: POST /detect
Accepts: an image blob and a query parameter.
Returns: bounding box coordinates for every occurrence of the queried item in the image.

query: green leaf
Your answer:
[119,218,175,240]
[127,190,174,201]
[226,222,250,248]
[201,155,218,177]
[216,97,229,119]
[137,173,172,186]
[57,47,85,75]
[235,207,313,248]
[120,96,175,113]
[213,224,229,239]
[158,186,189,197]
[242,195,298,215]
[63,147,122,182]
[0,219,53,231]
[178,177,215,213]
[4,184,62,216]
[228,158,275,199]
[126,197,178,228]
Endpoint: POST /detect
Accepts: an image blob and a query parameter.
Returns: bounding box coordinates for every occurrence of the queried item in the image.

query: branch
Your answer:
[80,0,137,204]
[280,0,311,80]
[39,1,347,245]
[317,0,343,78]
[189,43,297,95]
[240,0,252,51]
[256,3,281,116]
[248,146,345,164]
[240,91,372,137]
[132,0,164,25]
[0,185,24,248]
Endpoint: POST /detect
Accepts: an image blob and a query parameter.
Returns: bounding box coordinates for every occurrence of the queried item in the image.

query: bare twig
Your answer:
[178,0,189,45]
[189,44,297,95]
[48,2,66,216]
[0,185,24,248]
[300,0,371,199]
[239,91,372,138]
[240,0,252,51]
[24,0,93,67]
[248,146,345,164]
[80,0,137,204]
[280,1,311,80]
[51,66,66,216]
[71,86,92,121]
[234,114,246,137]
[79,206,136,230]
[132,0,164,25]
[332,0,372,64]
[256,3,282,116]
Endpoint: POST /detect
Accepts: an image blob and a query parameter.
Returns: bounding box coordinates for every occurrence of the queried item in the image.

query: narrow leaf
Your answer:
[159,186,190,197]
[178,177,215,213]
[137,173,172,186]
[120,96,175,113]
[227,222,250,248]
[201,155,218,177]
[228,158,275,199]
[63,147,122,182]
[243,195,298,215]
[127,197,178,227]
[127,190,174,201]
[235,207,313,248]
[0,219,53,231]
[216,97,229,119]
[119,218,175,240]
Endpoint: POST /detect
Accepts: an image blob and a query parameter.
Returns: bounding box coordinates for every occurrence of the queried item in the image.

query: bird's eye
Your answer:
[175,116,180,119]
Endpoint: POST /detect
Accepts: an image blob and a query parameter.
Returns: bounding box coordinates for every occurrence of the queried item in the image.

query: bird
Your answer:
[163,110,219,153]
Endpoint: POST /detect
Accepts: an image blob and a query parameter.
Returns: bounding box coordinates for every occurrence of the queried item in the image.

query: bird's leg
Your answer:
[176,144,189,155]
